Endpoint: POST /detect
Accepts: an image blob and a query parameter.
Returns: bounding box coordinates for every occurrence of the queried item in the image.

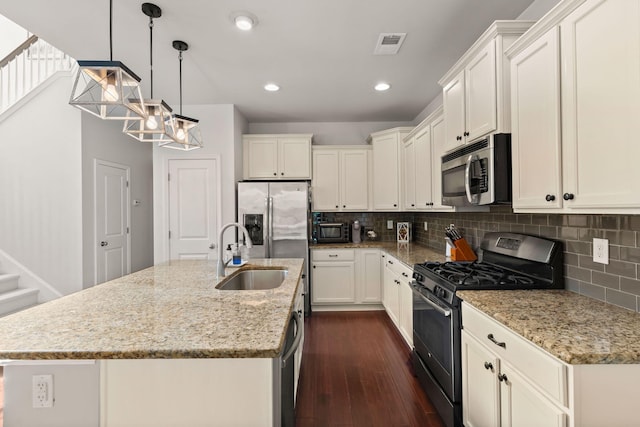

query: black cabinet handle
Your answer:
[563,193,575,200]
[411,204,415,207]
[463,131,469,137]
[281,172,284,176]
[456,136,462,141]
[388,260,394,264]
[393,204,397,207]
[487,333,506,349]
[545,194,555,202]
[335,205,339,208]
[402,272,408,277]
[498,373,509,383]
[343,205,346,208]
[313,265,316,269]
[484,362,494,371]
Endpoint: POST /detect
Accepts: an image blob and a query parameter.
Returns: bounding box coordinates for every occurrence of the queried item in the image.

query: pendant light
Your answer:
[69,0,145,120]
[123,3,174,142]
[159,40,203,151]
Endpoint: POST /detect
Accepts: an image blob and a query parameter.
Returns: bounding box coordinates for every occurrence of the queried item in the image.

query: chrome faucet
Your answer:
[217,222,253,277]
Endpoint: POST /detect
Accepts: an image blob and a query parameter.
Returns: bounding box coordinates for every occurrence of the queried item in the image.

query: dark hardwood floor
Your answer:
[295,311,445,427]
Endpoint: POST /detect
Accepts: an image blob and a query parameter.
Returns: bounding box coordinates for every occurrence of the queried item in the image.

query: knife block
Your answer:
[451,238,477,261]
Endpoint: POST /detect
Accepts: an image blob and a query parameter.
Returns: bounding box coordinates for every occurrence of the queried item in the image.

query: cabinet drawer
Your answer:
[462,303,567,406]
[312,249,355,261]
[384,255,412,279]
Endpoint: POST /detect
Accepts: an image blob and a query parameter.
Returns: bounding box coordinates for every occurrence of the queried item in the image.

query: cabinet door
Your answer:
[279,138,311,179]
[402,137,417,210]
[398,276,413,347]
[357,249,381,303]
[499,361,567,427]
[443,70,465,152]
[372,134,400,210]
[312,150,340,211]
[511,27,562,210]
[311,262,355,304]
[462,332,500,427]
[246,138,278,178]
[465,39,497,141]
[413,125,432,210]
[341,150,369,211]
[561,0,640,209]
[430,114,454,211]
[382,263,399,326]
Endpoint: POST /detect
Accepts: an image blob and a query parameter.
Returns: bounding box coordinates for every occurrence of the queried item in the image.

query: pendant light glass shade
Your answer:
[123,99,173,142]
[70,60,145,120]
[159,40,203,151]
[159,114,203,150]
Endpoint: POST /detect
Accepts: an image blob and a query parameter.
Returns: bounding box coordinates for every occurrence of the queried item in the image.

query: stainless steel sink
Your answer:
[216,269,288,291]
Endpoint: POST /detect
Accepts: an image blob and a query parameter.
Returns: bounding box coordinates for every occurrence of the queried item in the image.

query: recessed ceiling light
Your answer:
[375,82,391,91]
[230,12,258,31]
[264,83,280,92]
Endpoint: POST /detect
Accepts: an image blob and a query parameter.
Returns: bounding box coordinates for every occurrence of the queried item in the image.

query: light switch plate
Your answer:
[387,220,393,230]
[593,238,609,264]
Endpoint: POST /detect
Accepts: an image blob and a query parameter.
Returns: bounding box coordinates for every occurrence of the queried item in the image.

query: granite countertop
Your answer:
[458,289,640,365]
[310,241,447,266]
[0,259,303,360]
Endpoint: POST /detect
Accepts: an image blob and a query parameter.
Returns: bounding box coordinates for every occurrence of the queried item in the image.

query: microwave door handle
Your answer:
[465,154,480,205]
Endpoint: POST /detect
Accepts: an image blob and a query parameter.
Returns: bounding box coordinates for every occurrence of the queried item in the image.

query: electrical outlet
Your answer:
[593,238,609,264]
[32,374,53,408]
[387,220,393,230]
[424,221,428,231]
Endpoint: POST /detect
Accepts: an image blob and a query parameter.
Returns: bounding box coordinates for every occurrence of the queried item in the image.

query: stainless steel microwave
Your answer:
[314,222,350,243]
[441,134,512,207]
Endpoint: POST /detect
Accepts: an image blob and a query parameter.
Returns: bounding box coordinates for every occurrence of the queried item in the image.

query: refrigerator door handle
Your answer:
[264,196,271,257]
[268,196,274,258]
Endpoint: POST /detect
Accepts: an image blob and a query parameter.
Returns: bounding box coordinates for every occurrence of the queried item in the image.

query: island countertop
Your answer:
[458,289,640,364]
[0,259,303,360]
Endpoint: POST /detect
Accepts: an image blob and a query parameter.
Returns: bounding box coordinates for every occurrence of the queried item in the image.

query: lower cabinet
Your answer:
[382,254,413,347]
[311,248,380,307]
[462,302,567,427]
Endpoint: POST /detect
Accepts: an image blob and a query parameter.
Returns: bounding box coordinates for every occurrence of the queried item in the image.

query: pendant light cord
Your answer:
[109,0,113,61]
[149,15,154,98]
[178,51,183,115]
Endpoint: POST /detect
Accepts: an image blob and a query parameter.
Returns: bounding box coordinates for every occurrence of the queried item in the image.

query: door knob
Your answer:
[563,193,575,200]
[209,243,216,249]
[545,194,555,202]
[100,241,108,247]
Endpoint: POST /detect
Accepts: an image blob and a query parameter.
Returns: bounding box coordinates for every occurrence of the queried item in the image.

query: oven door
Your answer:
[411,285,459,401]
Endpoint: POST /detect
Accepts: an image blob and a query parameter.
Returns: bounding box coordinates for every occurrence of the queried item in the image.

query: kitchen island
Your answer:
[0,258,304,427]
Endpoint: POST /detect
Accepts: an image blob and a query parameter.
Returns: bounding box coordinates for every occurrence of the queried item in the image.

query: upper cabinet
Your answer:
[402,107,454,212]
[370,127,413,211]
[312,146,371,211]
[243,134,312,180]
[508,0,640,213]
[439,21,535,151]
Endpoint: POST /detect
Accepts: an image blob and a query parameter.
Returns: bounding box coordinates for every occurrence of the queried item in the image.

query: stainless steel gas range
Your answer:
[410,232,563,427]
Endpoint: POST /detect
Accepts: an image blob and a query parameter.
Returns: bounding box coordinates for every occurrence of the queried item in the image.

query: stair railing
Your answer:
[0,35,74,113]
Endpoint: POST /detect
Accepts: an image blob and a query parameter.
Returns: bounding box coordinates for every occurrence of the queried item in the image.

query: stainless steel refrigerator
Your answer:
[237,181,311,314]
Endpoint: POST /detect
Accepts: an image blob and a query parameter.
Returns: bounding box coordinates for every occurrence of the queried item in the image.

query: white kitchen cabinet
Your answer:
[559,0,640,210]
[311,248,381,307]
[510,26,563,209]
[382,254,413,347]
[508,0,640,213]
[311,146,370,211]
[243,134,312,180]
[461,302,568,427]
[370,127,413,211]
[402,107,454,212]
[439,21,533,150]
[356,248,381,303]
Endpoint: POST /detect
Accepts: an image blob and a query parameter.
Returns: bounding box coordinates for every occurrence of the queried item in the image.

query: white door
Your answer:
[95,161,130,284]
[168,159,220,260]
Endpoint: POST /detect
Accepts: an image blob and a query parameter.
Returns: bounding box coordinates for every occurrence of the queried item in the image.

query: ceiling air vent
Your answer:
[373,33,407,55]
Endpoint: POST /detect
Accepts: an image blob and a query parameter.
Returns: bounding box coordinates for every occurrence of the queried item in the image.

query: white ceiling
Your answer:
[0,0,536,123]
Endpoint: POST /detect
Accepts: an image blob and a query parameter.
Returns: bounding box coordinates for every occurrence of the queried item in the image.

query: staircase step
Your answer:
[0,273,20,293]
[0,288,39,317]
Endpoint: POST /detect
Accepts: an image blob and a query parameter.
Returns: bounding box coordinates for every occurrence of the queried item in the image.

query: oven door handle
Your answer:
[465,154,480,205]
[412,286,451,317]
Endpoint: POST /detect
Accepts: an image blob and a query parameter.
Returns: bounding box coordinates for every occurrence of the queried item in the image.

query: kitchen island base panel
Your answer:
[101,358,275,427]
